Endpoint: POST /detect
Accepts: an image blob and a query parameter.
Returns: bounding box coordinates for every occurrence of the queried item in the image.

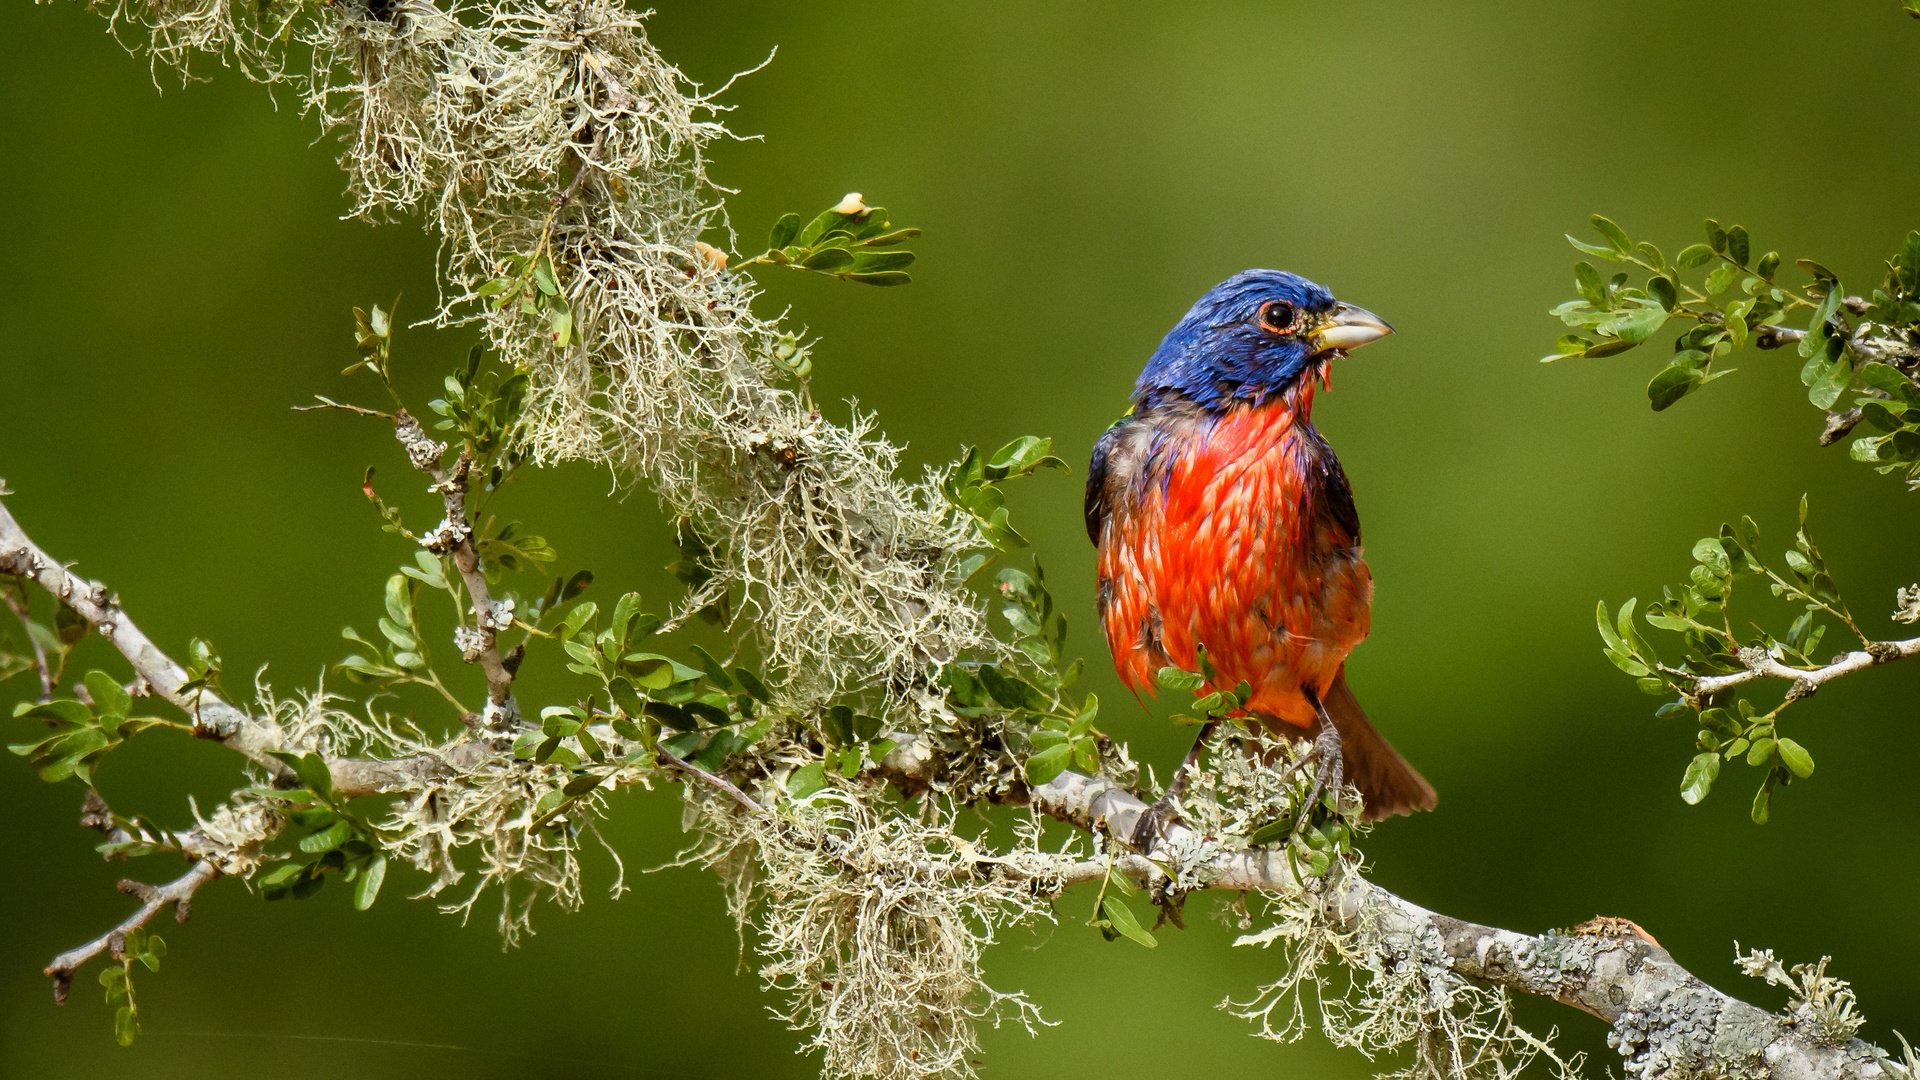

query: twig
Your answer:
[0,576,55,700]
[1693,637,1920,699]
[43,860,217,1004]
[393,412,521,729]
[0,489,504,797]
[655,746,764,815]
[0,495,270,754]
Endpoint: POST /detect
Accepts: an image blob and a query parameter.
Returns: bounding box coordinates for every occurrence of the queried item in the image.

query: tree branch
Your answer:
[0,488,502,797]
[1693,638,1920,700]
[1015,763,1897,1079]
[393,412,522,730]
[44,860,216,1004]
[0,494,269,750]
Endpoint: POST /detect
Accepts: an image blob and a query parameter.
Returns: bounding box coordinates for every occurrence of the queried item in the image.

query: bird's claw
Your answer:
[1129,796,1180,854]
[1286,726,1347,839]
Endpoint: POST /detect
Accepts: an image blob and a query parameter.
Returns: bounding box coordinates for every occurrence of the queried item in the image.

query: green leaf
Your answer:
[353,854,387,911]
[560,601,599,640]
[1574,261,1607,306]
[733,667,771,702]
[1647,354,1706,411]
[768,212,801,250]
[1726,224,1750,268]
[1858,363,1920,405]
[848,250,915,273]
[1648,274,1678,312]
[547,302,573,349]
[295,752,335,800]
[532,253,560,296]
[983,435,1066,479]
[1594,601,1627,653]
[1590,214,1631,254]
[787,761,827,800]
[800,247,855,272]
[84,671,130,722]
[837,271,913,286]
[1024,743,1073,786]
[1675,244,1715,270]
[1598,298,1667,343]
[256,861,306,889]
[688,644,731,688]
[532,789,568,819]
[1680,752,1719,805]
[1098,895,1157,948]
[114,1004,138,1047]
[1808,353,1854,410]
[1155,666,1204,693]
[1776,737,1814,779]
[298,819,353,854]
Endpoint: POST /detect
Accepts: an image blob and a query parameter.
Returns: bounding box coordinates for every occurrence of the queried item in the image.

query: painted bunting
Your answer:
[1086,269,1436,824]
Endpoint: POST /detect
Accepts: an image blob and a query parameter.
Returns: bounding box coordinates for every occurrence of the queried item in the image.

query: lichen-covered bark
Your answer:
[1017,760,1896,1080]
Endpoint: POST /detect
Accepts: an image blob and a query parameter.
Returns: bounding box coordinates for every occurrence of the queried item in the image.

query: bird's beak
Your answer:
[1309,303,1394,356]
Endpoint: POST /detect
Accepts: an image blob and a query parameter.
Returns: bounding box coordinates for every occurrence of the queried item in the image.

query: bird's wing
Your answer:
[1313,441,1362,545]
[1084,414,1130,544]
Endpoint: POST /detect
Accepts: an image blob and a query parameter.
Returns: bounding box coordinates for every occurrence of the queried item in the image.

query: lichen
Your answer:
[681,779,1062,1080]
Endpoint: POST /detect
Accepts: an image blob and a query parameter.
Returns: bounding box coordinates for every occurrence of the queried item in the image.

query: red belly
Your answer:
[1097,400,1370,727]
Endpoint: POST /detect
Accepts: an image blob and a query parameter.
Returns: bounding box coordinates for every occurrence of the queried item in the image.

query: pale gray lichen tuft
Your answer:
[1738,947,1866,1048]
[299,0,1002,716]
[682,780,1061,1080]
[1225,883,1581,1080]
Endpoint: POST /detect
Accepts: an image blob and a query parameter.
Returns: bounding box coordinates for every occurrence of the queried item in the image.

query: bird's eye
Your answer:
[1258,300,1298,333]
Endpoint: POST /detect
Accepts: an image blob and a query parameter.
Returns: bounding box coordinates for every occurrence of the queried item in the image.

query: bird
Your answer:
[1085,268,1436,831]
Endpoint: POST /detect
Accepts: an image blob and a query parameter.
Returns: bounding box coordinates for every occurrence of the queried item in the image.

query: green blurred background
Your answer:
[5,2,1920,1077]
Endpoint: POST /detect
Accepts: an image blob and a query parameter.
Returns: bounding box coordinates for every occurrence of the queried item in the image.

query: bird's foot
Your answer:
[1280,725,1347,839]
[1128,795,1181,854]
[1129,719,1214,853]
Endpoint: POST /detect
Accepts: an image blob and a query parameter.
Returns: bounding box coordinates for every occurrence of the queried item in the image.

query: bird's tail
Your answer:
[1320,669,1436,821]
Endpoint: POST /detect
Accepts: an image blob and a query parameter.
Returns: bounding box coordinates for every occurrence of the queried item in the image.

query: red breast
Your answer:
[1096,391,1371,727]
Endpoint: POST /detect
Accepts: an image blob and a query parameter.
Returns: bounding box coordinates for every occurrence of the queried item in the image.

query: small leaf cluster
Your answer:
[788,703,898,799]
[175,637,224,716]
[549,593,774,778]
[1545,215,1810,408]
[1842,233,1920,486]
[8,672,180,785]
[740,199,920,286]
[1153,650,1252,730]
[99,928,164,1046]
[339,570,439,690]
[1545,218,1920,468]
[944,435,1068,553]
[1598,499,1861,820]
[944,556,1100,788]
[1088,859,1156,949]
[253,751,388,907]
[428,345,530,477]
[344,299,401,387]
[477,250,575,348]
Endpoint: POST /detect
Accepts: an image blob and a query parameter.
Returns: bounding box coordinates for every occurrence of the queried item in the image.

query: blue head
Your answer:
[1132,269,1393,412]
